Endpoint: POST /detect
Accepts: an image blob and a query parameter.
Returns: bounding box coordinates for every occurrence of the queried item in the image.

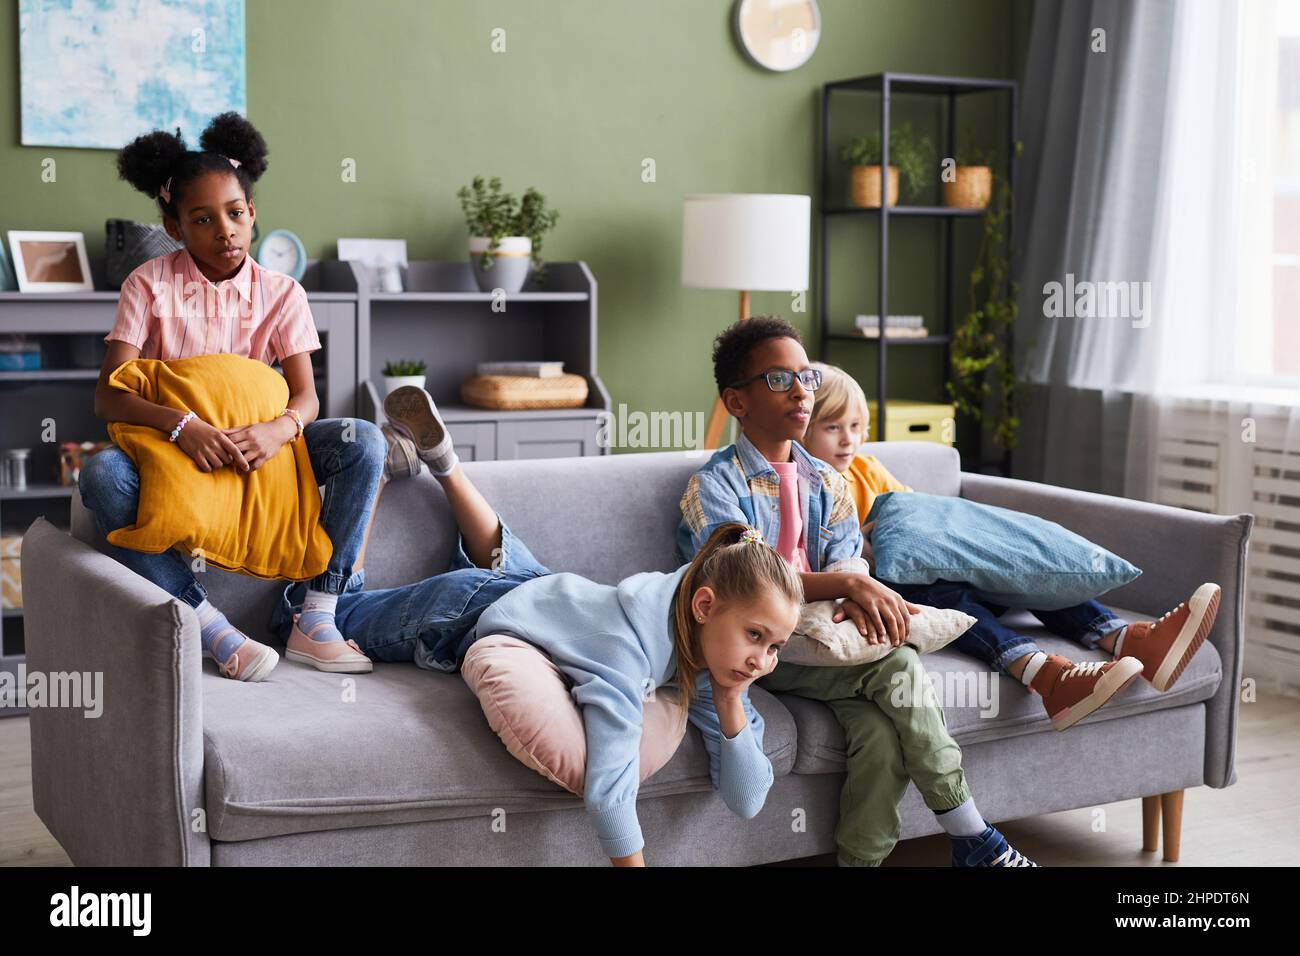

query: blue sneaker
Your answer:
[952,825,1039,867]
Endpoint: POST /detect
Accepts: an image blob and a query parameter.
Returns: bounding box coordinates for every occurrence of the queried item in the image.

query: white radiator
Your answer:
[1154,406,1300,694]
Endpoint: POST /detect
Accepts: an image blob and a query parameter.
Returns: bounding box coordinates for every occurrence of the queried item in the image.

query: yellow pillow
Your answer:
[105,353,332,581]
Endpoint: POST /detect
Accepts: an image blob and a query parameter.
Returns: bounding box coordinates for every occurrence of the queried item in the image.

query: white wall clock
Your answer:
[256,229,306,281]
[733,0,822,72]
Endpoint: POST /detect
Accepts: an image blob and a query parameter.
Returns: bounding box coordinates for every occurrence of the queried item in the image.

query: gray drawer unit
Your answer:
[445,422,496,461]
[353,260,610,460]
[496,418,601,459]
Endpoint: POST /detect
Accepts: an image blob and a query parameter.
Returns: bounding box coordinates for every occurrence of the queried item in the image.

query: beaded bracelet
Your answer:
[169,411,196,443]
[279,407,304,443]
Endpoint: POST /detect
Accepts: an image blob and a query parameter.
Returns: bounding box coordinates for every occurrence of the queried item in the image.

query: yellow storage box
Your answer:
[866,401,955,444]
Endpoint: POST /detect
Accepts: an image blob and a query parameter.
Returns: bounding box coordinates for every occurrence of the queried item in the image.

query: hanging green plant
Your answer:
[947,154,1022,452]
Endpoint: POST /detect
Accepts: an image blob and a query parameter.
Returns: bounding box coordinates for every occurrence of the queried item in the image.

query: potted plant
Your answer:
[456,176,560,293]
[840,122,933,208]
[382,359,427,396]
[944,132,995,209]
[947,152,1023,458]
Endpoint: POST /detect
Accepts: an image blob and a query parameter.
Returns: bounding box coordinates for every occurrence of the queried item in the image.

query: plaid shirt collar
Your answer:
[734,430,827,486]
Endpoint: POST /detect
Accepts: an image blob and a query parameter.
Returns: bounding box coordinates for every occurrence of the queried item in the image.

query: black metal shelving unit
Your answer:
[818,72,1018,447]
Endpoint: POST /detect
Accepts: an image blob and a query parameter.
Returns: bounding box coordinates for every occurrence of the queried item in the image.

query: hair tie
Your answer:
[739,528,764,545]
[158,176,173,204]
[226,155,241,169]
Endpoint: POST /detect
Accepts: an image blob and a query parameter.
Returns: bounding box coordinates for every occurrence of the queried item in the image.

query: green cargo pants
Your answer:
[758,644,970,866]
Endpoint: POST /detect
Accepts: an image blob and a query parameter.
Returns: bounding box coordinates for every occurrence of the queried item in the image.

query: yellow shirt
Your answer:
[842,454,912,527]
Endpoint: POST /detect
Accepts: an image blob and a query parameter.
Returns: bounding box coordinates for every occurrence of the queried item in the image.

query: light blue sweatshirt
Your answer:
[469,565,774,858]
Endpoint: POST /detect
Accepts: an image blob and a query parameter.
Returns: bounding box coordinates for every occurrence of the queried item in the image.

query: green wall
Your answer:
[2,0,1024,451]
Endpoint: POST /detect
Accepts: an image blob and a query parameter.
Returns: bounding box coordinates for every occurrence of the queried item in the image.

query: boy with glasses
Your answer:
[677,315,1036,867]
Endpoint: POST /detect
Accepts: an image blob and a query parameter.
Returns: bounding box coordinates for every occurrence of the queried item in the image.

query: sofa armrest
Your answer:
[959,472,1253,789]
[20,517,209,866]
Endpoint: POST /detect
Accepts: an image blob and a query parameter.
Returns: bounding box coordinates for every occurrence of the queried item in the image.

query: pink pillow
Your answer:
[462,634,689,795]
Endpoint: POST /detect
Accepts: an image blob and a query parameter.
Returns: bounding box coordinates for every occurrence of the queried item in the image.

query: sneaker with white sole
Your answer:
[286,613,373,673]
[952,825,1039,867]
[1029,653,1144,731]
[381,423,422,481]
[383,386,459,475]
[214,637,279,682]
[1117,583,1222,692]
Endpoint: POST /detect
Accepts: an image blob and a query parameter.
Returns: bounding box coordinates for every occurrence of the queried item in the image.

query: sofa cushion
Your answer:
[201,659,796,843]
[778,604,1223,775]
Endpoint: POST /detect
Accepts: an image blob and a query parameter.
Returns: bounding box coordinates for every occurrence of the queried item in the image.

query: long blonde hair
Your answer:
[670,523,804,716]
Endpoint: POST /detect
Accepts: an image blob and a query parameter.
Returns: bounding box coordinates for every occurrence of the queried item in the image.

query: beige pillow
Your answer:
[462,634,689,795]
[780,558,976,667]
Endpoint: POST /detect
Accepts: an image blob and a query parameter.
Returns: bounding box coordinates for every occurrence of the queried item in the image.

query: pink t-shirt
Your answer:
[104,246,321,364]
[770,460,811,573]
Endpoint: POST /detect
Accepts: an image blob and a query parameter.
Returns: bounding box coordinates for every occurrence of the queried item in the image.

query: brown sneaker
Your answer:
[1029,654,1144,731]
[1118,583,1222,692]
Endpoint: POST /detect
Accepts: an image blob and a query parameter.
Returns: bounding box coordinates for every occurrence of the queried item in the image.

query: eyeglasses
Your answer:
[728,367,823,393]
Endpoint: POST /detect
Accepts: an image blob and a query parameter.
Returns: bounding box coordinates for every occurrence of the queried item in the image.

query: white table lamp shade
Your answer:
[681,194,810,291]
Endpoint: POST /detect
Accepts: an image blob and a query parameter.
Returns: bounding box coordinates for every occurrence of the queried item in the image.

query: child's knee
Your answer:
[885,643,922,673]
[78,447,137,503]
[351,418,387,463]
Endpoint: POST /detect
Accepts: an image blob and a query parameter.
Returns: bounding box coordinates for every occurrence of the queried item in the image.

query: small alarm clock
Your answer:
[256,228,307,280]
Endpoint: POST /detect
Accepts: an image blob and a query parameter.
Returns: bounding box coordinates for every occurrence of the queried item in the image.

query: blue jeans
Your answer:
[270,519,550,672]
[77,417,388,607]
[887,579,1126,674]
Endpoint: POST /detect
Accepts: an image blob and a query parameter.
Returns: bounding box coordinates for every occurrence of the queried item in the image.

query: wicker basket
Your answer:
[850,165,899,208]
[461,373,590,410]
[943,166,992,209]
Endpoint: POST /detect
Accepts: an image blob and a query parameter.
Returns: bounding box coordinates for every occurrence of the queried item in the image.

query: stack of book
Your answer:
[475,361,565,378]
[854,315,929,338]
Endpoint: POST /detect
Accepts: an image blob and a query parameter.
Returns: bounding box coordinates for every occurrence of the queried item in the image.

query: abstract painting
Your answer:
[19,0,246,149]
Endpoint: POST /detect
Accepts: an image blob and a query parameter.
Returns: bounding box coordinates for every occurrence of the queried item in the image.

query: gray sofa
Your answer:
[21,442,1253,866]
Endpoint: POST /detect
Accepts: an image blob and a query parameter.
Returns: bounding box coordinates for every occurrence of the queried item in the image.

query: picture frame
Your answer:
[7,231,94,293]
[337,237,408,293]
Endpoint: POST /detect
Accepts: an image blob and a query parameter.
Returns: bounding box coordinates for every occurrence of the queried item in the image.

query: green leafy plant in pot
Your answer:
[840,122,934,207]
[947,145,1024,457]
[382,359,428,396]
[456,176,560,293]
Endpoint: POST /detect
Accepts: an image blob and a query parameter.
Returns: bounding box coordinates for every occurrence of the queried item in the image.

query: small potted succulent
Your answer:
[382,359,427,396]
[944,132,995,209]
[840,122,933,208]
[456,176,560,293]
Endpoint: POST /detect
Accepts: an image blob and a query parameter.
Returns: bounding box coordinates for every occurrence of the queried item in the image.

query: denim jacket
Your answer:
[677,431,863,569]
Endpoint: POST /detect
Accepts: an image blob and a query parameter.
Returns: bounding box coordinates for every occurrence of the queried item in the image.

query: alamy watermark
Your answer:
[0,665,103,718]
[597,403,707,454]
[1042,273,1152,328]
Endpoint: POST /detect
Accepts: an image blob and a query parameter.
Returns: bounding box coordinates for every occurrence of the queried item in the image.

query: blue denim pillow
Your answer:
[865,492,1141,610]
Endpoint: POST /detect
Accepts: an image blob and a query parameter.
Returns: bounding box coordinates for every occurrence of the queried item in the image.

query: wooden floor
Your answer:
[3,693,1297,867]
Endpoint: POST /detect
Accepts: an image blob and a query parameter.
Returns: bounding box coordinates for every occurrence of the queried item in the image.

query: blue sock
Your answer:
[297,590,343,643]
[196,600,247,662]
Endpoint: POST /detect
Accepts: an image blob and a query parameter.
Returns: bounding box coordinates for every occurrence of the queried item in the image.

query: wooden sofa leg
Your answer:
[1160,790,1184,863]
[1141,795,1161,853]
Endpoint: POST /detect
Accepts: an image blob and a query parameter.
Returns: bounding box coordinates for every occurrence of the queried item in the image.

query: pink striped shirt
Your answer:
[104,246,321,364]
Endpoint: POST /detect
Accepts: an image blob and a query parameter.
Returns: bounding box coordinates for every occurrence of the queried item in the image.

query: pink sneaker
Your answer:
[286,613,373,673]
[216,637,279,682]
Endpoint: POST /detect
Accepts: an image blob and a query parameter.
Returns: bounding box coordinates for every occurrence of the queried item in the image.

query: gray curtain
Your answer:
[1011,0,1178,493]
